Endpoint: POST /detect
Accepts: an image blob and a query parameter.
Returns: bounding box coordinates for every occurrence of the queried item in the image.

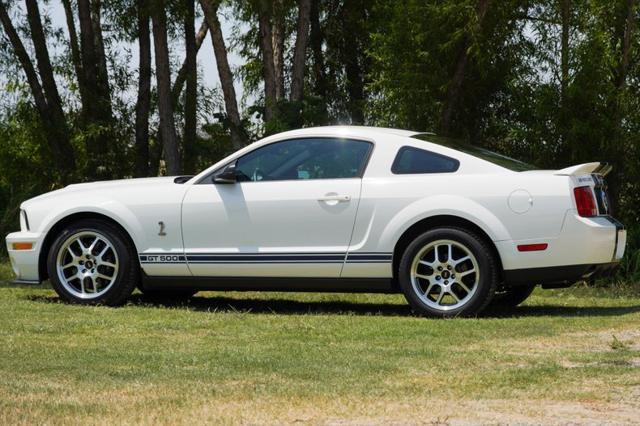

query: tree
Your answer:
[290,0,312,102]
[135,0,152,177]
[272,0,286,100]
[151,0,181,175]
[239,0,313,129]
[77,0,117,179]
[603,0,638,211]
[0,1,76,182]
[440,0,493,135]
[309,0,327,102]
[61,0,87,107]
[172,20,209,103]
[257,0,278,122]
[200,0,247,149]
[338,0,371,124]
[183,0,198,174]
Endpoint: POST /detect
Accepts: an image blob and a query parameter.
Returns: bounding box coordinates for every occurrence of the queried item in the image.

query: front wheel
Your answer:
[47,219,139,306]
[398,227,499,317]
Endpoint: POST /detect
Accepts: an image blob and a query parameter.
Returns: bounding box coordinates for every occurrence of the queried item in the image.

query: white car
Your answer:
[5,126,626,316]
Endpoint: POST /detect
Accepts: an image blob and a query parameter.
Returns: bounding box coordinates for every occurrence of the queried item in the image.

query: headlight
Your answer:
[20,209,30,231]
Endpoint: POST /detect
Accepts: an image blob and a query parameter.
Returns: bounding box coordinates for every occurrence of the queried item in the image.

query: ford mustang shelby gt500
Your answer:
[5,126,627,316]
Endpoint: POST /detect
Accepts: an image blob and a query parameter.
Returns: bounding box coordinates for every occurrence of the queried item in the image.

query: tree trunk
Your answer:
[183,0,198,174]
[151,1,181,175]
[257,1,277,122]
[90,0,112,116]
[309,0,327,100]
[440,0,492,136]
[560,0,570,109]
[340,0,367,124]
[149,133,163,177]
[200,0,247,149]
[135,0,152,177]
[61,0,87,107]
[606,0,637,213]
[615,0,636,91]
[77,0,97,94]
[559,0,570,154]
[290,0,312,102]
[24,0,72,137]
[0,5,47,116]
[25,0,64,121]
[272,0,285,100]
[0,3,76,182]
[91,0,122,176]
[172,20,209,104]
[78,0,112,179]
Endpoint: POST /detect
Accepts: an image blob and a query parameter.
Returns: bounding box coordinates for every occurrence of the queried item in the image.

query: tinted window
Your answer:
[391,146,460,174]
[411,134,536,172]
[235,138,372,182]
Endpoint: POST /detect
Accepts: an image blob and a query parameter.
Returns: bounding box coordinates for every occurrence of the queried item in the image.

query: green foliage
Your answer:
[0,0,639,284]
[0,103,61,257]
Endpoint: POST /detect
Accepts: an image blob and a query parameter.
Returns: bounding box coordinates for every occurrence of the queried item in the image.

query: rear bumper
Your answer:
[504,262,619,287]
[500,212,625,287]
[5,232,43,283]
[497,212,626,271]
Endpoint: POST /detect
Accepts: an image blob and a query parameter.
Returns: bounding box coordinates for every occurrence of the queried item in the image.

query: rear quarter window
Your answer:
[391,146,460,174]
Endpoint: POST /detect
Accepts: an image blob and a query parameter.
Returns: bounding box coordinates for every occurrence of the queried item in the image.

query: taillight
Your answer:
[574,186,597,217]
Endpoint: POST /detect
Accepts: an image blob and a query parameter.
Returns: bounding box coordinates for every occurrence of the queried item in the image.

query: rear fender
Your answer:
[379,195,511,249]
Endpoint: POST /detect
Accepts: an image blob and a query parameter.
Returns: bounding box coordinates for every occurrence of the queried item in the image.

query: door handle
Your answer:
[318,194,351,202]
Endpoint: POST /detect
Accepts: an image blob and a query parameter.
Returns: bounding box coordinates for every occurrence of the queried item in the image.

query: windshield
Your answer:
[411,134,536,172]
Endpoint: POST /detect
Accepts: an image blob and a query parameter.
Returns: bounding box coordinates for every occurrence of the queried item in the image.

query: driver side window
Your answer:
[235,138,372,182]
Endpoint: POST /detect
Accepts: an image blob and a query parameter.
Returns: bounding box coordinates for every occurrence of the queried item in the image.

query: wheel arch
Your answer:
[391,215,504,283]
[38,212,139,281]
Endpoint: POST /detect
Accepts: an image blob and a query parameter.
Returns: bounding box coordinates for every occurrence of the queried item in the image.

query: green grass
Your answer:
[1,264,639,424]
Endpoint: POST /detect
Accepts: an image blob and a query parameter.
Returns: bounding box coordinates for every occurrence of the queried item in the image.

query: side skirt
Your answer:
[141,274,398,294]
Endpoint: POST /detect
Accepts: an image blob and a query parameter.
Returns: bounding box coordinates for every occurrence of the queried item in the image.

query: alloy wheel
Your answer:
[410,239,480,311]
[55,231,119,299]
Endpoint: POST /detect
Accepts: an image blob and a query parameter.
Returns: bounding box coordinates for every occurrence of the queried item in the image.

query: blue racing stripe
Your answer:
[139,252,392,264]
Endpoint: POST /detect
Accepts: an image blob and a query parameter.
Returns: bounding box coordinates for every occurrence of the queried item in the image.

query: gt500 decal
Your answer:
[139,254,186,263]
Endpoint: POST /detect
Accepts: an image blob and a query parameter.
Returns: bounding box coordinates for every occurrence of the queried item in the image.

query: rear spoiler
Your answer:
[554,162,612,177]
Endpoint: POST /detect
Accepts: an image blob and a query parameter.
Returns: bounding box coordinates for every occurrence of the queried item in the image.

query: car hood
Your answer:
[22,176,181,208]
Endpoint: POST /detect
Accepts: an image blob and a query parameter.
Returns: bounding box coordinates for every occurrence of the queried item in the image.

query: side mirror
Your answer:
[213,163,237,184]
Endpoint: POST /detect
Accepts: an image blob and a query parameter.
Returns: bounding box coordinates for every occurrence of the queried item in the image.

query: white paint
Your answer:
[5,126,625,283]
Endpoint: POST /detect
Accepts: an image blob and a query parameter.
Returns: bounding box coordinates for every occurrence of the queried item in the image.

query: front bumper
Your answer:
[5,231,43,283]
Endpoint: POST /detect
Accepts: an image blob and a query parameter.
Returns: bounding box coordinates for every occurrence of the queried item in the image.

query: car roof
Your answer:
[261,126,422,141]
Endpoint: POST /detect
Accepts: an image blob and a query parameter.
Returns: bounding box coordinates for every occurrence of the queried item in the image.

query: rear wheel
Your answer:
[47,219,138,306]
[398,227,498,317]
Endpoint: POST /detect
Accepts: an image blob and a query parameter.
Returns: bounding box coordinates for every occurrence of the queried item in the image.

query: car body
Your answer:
[5,126,627,316]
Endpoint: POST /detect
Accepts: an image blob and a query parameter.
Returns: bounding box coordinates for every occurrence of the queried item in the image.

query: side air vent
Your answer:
[173,176,193,184]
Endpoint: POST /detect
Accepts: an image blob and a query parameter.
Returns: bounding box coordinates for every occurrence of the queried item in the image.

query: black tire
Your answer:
[398,227,499,317]
[47,219,139,306]
[490,284,536,308]
[137,285,198,301]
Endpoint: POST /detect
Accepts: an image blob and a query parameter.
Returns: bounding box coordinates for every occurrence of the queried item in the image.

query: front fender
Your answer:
[378,195,512,250]
[35,197,147,252]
